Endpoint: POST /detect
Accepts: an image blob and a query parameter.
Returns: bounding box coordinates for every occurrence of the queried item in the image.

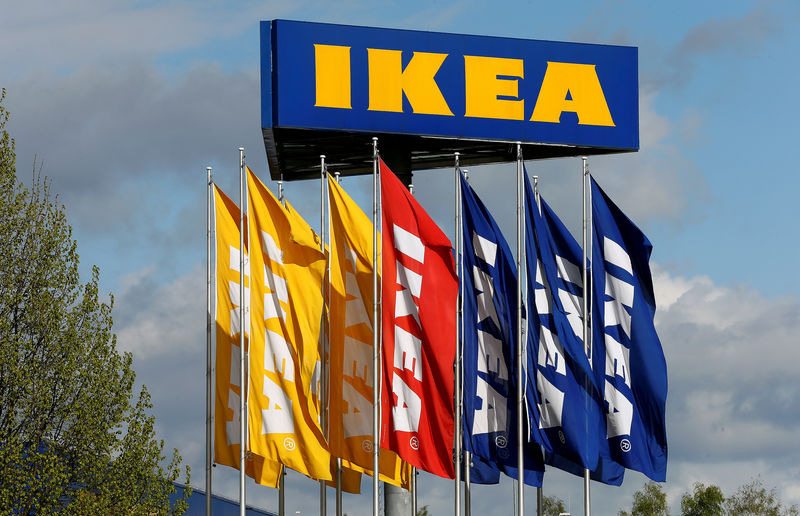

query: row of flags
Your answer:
[211,159,667,499]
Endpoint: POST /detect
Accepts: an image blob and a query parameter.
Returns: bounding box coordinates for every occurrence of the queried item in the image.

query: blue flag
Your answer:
[459,172,544,487]
[590,178,668,482]
[524,172,624,485]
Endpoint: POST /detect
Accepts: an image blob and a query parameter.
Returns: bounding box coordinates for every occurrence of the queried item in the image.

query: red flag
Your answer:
[379,159,457,479]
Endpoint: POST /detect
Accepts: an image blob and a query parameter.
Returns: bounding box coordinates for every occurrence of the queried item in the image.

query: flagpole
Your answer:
[581,157,591,516]
[278,172,285,516]
[453,152,462,516]
[206,165,213,516]
[408,179,419,516]
[462,169,471,516]
[372,136,380,516]
[320,155,329,516]
[532,174,542,516]
[515,143,525,516]
[331,169,343,516]
[238,147,247,516]
[280,469,286,516]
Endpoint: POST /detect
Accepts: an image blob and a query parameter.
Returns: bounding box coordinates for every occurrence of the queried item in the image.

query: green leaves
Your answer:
[0,90,188,514]
[680,482,725,516]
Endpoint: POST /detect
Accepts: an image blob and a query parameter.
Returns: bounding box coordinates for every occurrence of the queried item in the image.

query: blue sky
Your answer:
[3,0,800,514]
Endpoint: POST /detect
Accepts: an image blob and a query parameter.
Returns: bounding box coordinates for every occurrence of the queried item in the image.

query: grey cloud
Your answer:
[653,1,792,91]
[115,263,205,358]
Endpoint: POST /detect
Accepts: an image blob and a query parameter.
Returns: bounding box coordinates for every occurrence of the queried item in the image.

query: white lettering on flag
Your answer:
[555,255,583,341]
[473,375,507,435]
[391,372,422,432]
[394,326,423,381]
[226,389,240,445]
[476,330,508,380]
[535,259,567,429]
[265,329,295,382]
[342,381,372,438]
[473,233,498,266]
[340,243,375,438]
[262,376,294,434]
[602,237,635,437]
[536,372,565,430]
[390,224,426,434]
[344,335,373,387]
[261,230,284,264]
[228,245,250,336]
[393,224,425,263]
[470,231,510,435]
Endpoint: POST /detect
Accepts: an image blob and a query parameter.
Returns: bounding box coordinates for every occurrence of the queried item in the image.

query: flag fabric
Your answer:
[327,174,411,490]
[459,172,544,487]
[465,453,501,484]
[523,173,624,485]
[590,178,668,482]
[379,159,457,479]
[246,168,332,481]
[212,185,283,488]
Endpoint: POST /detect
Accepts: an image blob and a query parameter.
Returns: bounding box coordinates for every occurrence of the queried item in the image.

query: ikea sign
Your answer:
[261,20,638,177]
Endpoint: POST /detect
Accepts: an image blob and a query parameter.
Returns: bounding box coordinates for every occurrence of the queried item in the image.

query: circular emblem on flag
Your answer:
[620,439,632,453]
[362,439,373,453]
[495,435,508,448]
[558,430,566,444]
[498,448,510,459]
[410,436,420,450]
[284,437,296,451]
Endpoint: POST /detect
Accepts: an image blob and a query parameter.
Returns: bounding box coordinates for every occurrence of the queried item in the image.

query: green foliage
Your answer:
[618,481,669,516]
[680,482,725,516]
[725,478,799,516]
[417,505,431,516]
[542,494,566,515]
[0,90,189,514]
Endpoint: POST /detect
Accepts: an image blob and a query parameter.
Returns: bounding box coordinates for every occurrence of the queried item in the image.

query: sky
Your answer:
[3,0,800,514]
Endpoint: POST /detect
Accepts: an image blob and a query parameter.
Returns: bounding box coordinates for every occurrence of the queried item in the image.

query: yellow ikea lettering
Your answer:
[315,44,352,109]
[311,45,616,128]
[367,49,453,116]
[464,55,525,121]
[531,62,615,126]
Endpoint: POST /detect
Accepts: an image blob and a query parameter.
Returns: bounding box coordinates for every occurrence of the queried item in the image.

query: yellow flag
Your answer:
[327,175,411,489]
[212,185,282,487]
[246,168,332,481]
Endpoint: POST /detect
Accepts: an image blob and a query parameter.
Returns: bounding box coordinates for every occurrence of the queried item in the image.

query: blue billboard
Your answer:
[261,20,638,179]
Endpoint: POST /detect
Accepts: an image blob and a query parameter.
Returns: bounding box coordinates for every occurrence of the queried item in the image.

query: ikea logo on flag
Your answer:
[262,20,638,155]
[314,46,615,127]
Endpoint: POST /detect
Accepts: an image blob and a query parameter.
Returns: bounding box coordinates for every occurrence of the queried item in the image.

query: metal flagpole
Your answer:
[320,155,329,516]
[462,168,471,516]
[336,458,342,516]
[238,147,247,516]
[581,157,591,516]
[515,143,525,516]
[411,468,417,516]
[372,137,381,516]
[532,175,542,516]
[332,169,343,516]
[408,180,419,516]
[453,152,462,516]
[278,171,285,516]
[280,470,286,516]
[206,165,213,516]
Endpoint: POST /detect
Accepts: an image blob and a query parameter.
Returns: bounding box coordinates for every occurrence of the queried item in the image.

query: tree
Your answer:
[618,481,669,516]
[680,482,725,516]
[726,478,799,516]
[542,494,567,515]
[0,90,189,514]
